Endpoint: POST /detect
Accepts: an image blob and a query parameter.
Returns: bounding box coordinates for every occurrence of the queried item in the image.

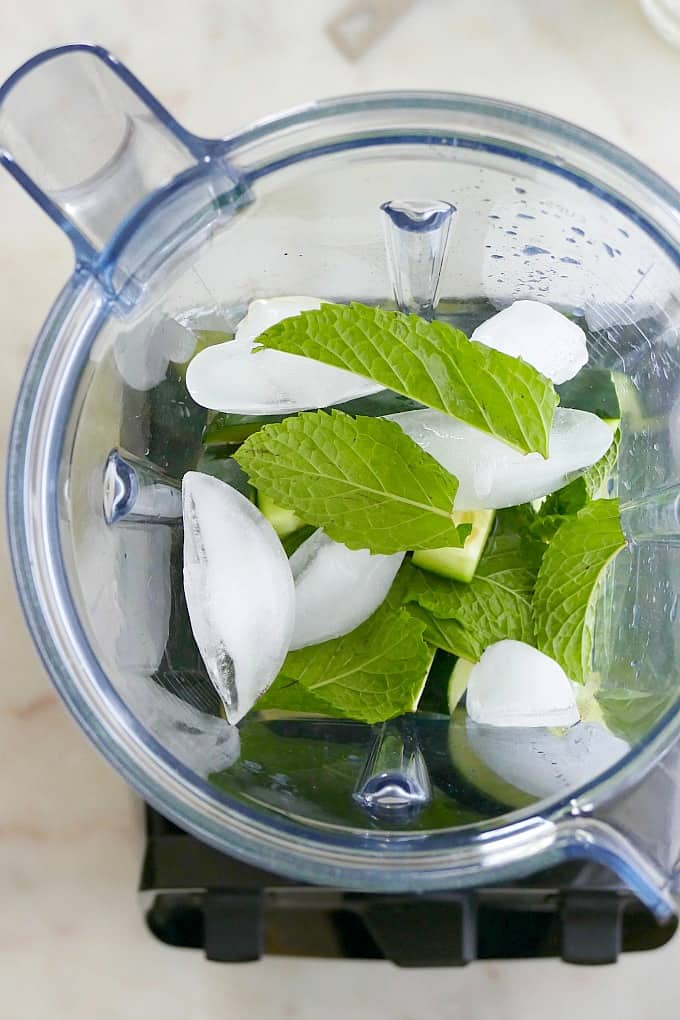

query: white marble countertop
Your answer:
[1,1,679,1017]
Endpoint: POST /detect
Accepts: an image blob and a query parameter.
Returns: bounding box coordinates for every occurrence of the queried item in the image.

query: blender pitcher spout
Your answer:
[0,45,240,272]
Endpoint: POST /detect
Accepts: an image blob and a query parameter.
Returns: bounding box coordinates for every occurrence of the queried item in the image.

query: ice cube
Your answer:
[289,530,404,649]
[389,407,614,509]
[466,640,580,728]
[185,295,381,413]
[467,718,629,800]
[183,471,295,724]
[115,315,196,391]
[116,671,241,777]
[471,300,588,384]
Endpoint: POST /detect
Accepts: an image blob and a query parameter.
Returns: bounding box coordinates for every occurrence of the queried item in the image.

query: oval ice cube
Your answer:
[389,407,613,510]
[186,295,381,413]
[466,640,580,728]
[290,530,404,649]
[182,471,295,724]
[115,315,196,391]
[117,670,241,777]
[471,300,588,384]
[466,718,629,799]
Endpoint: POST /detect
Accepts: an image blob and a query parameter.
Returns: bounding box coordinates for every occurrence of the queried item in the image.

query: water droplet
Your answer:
[515,186,527,194]
[489,214,500,220]
[670,594,678,622]
[571,226,585,236]
[560,256,581,265]
[603,242,617,258]
[490,254,504,260]
[516,212,535,220]
[619,227,630,238]
[522,245,551,256]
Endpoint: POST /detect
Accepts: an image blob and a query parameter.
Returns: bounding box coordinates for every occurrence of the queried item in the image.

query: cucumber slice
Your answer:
[195,452,255,500]
[412,510,495,583]
[204,412,287,447]
[555,368,620,419]
[281,524,317,558]
[448,658,475,713]
[448,708,534,811]
[258,492,305,538]
[203,389,423,447]
[419,650,457,715]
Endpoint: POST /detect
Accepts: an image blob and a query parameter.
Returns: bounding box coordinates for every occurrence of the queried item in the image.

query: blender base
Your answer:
[140,807,677,966]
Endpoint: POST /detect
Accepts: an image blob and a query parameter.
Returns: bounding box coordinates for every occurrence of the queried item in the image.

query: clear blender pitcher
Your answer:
[2,45,680,919]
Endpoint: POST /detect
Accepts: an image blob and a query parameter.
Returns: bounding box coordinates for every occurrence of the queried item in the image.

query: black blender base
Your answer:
[141,807,677,966]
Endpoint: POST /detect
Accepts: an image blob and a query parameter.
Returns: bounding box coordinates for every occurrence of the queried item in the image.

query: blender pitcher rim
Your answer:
[5,76,680,891]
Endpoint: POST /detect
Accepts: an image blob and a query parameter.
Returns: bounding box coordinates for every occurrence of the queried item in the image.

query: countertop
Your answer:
[1,1,679,1017]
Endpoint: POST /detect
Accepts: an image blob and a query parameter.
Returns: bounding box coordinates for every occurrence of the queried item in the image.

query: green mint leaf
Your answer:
[406,511,545,656]
[235,410,469,554]
[529,512,572,542]
[581,426,619,499]
[255,302,557,456]
[253,674,346,716]
[284,612,433,723]
[533,500,626,683]
[279,566,433,723]
[530,429,619,541]
[406,603,482,661]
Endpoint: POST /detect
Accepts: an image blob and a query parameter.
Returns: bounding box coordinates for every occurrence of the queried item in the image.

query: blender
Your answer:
[2,45,680,964]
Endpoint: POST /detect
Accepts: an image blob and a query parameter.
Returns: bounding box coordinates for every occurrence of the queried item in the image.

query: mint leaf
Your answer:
[284,613,433,723]
[406,511,545,656]
[533,500,626,683]
[530,429,619,541]
[253,674,345,716]
[581,426,619,499]
[406,603,482,661]
[235,410,470,554]
[279,566,433,723]
[255,302,557,456]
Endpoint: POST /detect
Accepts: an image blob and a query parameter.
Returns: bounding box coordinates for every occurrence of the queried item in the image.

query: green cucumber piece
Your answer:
[203,389,423,447]
[412,510,496,583]
[258,492,305,538]
[556,368,620,419]
[448,658,475,713]
[195,452,255,500]
[204,412,287,447]
[418,650,457,715]
[281,524,317,558]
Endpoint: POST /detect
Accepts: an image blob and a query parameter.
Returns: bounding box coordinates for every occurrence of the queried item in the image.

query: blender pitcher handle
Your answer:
[554,733,680,923]
[0,45,223,265]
